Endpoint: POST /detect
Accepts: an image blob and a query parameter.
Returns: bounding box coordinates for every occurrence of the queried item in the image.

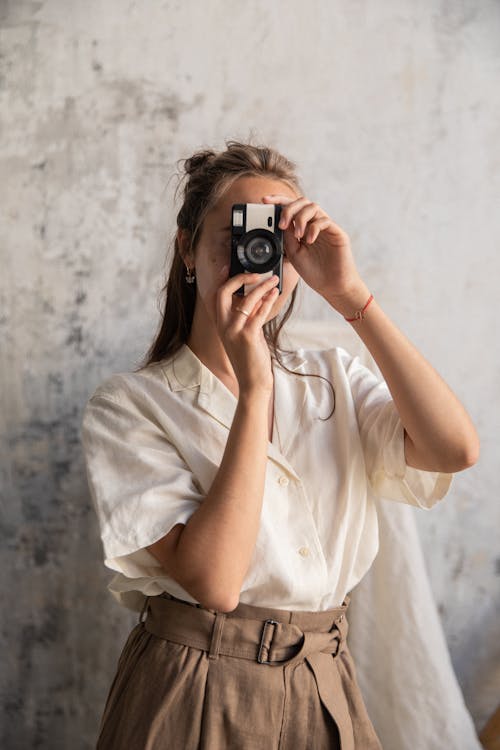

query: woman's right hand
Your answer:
[215,267,280,396]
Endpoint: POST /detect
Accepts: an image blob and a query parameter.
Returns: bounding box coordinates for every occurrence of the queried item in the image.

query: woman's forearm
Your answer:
[262,192,478,472]
[174,388,270,611]
[326,283,480,473]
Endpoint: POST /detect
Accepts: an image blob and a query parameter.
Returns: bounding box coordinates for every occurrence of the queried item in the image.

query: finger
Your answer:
[277,197,313,231]
[231,274,280,313]
[216,272,255,326]
[217,272,263,317]
[262,194,297,205]
[290,203,328,240]
[223,275,279,330]
[246,286,280,326]
[220,271,262,295]
[262,195,327,238]
[262,194,311,228]
[303,216,332,244]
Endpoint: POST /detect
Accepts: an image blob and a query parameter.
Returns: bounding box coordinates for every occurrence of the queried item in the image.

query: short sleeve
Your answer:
[343,352,453,509]
[81,390,204,574]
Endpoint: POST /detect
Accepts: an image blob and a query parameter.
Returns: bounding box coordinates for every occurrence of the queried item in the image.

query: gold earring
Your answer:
[185,266,196,284]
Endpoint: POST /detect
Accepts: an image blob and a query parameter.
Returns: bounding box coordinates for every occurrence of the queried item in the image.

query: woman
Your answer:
[81,141,479,749]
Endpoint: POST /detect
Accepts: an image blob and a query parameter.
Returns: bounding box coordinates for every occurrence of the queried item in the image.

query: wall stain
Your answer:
[452,551,465,580]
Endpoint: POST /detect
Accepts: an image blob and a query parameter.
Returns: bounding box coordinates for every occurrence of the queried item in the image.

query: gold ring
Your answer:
[235,307,250,317]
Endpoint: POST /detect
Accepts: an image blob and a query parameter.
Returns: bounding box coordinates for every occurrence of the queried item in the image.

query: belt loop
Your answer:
[258,619,279,664]
[208,612,226,660]
[139,595,151,624]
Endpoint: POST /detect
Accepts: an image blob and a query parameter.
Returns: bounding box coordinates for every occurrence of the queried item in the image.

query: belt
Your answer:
[140,593,356,749]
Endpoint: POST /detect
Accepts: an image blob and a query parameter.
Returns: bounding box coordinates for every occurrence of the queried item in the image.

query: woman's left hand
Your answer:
[262,194,368,310]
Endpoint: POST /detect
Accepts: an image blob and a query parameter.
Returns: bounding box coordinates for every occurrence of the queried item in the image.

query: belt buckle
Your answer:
[257,619,279,664]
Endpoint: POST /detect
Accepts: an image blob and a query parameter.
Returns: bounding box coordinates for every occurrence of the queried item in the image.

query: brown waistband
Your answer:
[141,593,350,667]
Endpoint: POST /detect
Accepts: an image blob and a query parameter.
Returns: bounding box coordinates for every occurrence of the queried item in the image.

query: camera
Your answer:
[230,203,284,297]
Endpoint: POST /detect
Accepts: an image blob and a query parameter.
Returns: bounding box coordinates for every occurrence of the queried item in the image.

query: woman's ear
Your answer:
[177,228,193,265]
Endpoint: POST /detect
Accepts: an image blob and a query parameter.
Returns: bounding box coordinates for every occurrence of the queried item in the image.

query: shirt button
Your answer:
[278,476,289,487]
[298,547,310,557]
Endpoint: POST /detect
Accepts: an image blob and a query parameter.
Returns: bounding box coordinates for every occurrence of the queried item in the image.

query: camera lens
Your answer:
[245,236,274,265]
[236,228,282,273]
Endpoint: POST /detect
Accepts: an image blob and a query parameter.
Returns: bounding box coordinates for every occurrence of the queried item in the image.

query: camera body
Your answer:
[230,203,284,296]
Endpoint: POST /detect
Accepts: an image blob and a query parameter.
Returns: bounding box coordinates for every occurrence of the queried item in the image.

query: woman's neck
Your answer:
[187,302,237,386]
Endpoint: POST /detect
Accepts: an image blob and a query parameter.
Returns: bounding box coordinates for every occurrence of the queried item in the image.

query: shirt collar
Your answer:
[162,343,308,477]
[163,343,308,393]
[163,344,203,392]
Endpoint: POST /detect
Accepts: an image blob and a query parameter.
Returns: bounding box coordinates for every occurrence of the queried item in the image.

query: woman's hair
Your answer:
[140,139,335,417]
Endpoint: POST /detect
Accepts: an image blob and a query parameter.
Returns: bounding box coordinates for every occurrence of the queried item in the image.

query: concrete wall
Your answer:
[1,0,499,746]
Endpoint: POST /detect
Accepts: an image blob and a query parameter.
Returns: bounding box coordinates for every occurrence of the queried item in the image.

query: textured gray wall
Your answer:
[1,0,499,747]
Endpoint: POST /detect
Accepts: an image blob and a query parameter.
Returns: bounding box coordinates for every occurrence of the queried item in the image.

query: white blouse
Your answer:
[81,343,453,613]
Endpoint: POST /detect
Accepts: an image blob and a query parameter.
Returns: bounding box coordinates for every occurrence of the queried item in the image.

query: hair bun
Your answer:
[184,149,216,176]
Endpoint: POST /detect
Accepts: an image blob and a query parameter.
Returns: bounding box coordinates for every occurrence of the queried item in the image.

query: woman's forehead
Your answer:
[212,177,298,217]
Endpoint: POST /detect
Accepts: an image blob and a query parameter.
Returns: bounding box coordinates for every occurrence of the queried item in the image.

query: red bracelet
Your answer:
[344,294,374,322]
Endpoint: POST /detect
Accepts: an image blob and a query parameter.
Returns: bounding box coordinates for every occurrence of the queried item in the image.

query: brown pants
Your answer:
[95,593,382,749]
